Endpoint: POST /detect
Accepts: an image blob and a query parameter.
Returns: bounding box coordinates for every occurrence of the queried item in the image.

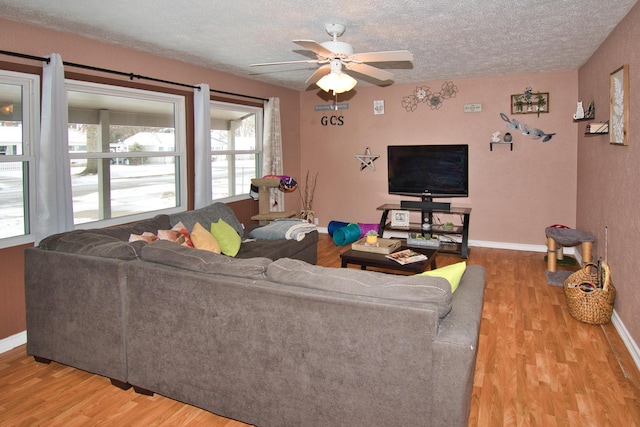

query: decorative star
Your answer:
[355,147,380,171]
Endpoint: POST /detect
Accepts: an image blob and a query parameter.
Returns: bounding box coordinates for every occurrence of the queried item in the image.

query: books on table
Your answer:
[385,248,428,265]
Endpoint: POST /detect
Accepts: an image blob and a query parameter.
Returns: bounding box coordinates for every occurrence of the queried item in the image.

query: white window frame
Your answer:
[0,70,39,249]
[65,80,188,229]
[210,100,263,202]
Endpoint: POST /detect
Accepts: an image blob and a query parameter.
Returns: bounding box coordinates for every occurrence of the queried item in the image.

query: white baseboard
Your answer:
[0,330,26,354]
[611,310,640,373]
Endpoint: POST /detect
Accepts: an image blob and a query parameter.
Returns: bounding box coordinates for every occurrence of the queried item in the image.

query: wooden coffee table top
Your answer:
[340,241,438,274]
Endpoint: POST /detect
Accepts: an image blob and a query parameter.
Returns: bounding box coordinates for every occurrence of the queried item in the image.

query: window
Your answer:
[0,70,38,247]
[66,81,187,226]
[210,101,262,200]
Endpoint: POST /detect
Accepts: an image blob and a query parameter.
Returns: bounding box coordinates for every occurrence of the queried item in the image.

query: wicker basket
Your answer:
[563,262,616,325]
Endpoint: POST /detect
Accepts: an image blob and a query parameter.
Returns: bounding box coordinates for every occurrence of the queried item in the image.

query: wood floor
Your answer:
[2,233,639,426]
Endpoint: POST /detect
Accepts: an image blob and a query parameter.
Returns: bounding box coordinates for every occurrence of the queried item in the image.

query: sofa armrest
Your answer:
[432,265,486,427]
[24,247,130,383]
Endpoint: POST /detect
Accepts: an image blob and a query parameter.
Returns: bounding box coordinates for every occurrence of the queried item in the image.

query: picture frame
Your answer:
[510,92,549,115]
[390,210,410,228]
[610,64,629,145]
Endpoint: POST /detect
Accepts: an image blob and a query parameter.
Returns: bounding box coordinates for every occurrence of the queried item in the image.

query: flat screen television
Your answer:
[387,144,469,198]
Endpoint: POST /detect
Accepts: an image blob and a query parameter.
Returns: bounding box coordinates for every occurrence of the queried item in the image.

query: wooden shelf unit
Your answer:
[377,203,471,258]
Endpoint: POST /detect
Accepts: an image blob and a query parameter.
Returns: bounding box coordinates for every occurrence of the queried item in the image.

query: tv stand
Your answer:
[377,203,471,258]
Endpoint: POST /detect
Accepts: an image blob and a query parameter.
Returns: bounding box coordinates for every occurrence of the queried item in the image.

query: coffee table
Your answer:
[340,241,438,274]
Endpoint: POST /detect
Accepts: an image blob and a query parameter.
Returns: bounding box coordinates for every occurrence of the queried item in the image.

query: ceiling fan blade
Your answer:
[293,40,335,57]
[352,50,414,63]
[345,63,394,81]
[250,59,319,67]
[305,64,331,84]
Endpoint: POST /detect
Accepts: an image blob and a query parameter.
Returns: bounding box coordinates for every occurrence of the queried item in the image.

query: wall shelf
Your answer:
[490,141,513,151]
[584,122,609,135]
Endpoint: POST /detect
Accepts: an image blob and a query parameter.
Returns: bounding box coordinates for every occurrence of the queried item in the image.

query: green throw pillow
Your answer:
[210,218,241,256]
[419,261,466,293]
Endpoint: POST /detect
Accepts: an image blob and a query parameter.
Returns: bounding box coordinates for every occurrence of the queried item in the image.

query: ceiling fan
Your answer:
[250,24,413,93]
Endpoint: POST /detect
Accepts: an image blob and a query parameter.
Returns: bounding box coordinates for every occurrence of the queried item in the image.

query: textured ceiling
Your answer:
[0,0,637,90]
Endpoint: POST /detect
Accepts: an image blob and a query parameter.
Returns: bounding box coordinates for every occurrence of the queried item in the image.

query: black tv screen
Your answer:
[387,144,469,198]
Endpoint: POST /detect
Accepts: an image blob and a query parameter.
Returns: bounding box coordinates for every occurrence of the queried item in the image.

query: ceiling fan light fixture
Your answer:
[316,71,357,94]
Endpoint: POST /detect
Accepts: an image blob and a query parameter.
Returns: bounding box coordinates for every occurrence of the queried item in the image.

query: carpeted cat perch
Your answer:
[545,227,595,286]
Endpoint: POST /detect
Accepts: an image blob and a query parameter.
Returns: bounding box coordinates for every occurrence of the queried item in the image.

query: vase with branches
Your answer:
[299,171,318,223]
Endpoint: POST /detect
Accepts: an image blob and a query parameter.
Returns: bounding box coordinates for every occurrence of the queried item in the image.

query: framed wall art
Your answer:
[610,64,629,145]
[510,91,549,115]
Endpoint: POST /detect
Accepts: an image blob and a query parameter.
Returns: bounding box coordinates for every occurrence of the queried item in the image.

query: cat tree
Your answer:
[250,177,296,225]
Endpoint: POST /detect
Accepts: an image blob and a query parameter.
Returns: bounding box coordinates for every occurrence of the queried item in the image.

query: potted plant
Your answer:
[514,94,524,113]
[365,229,378,245]
[524,87,533,112]
[536,92,546,117]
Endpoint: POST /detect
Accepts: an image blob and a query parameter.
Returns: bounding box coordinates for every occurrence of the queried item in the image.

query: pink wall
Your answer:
[577,2,640,344]
[300,71,578,245]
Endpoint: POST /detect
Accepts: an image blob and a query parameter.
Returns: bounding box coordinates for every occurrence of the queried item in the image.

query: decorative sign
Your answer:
[315,103,349,111]
[374,100,385,115]
[320,115,344,126]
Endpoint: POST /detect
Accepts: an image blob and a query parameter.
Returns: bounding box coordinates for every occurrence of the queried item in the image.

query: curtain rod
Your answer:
[210,88,268,102]
[0,49,269,102]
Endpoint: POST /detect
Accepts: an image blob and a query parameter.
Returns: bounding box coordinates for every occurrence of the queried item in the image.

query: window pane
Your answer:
[235,153,257,194]
[212,154,230,200]
[66,81,185,226]
[0,72,36,244]
[0,161,28,238]
[71,158,179,224]
[0,83,24,155]
[210,102,262,200]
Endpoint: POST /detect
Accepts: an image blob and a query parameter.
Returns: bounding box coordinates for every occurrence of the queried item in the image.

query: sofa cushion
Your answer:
[169,202,244,238]
[210,218,241,257]
[54,231,147,260]
[266,258,452,318]
[38,214,171,249]
[236,230,319,261]
[418,261,467,293]
[141,240,271,280]
[91,214,171,241]
[190,222,221,253]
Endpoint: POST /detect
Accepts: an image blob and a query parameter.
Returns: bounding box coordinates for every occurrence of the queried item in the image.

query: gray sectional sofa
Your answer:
[24,202,485,427]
